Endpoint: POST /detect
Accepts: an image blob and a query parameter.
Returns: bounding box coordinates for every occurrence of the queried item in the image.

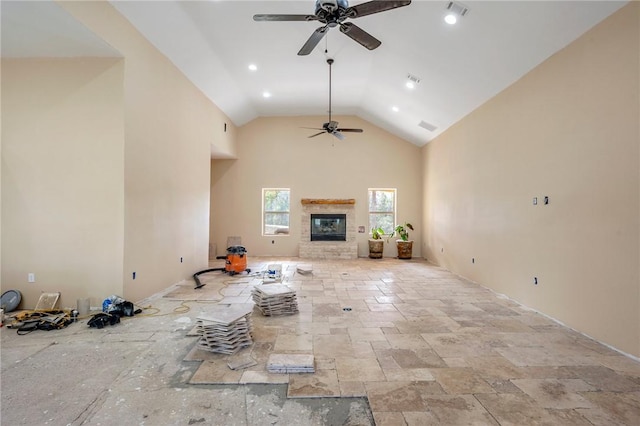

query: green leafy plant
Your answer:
[394,223,414,241]
[371,227,386,240]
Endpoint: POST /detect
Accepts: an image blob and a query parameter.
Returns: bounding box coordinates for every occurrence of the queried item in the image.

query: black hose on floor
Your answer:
[193,267,225,289]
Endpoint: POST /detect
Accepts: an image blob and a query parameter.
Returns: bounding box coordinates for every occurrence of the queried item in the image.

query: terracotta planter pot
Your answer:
[396,240,413,259]
[368,239,384,259]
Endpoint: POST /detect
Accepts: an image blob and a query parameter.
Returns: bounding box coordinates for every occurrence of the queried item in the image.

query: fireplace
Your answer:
[299,198,357,259]
[310,214,346,241]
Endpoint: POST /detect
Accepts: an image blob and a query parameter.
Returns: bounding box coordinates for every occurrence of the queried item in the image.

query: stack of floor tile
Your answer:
[195,304,254,354]
[267,354,315,374]
[251,284,298,316]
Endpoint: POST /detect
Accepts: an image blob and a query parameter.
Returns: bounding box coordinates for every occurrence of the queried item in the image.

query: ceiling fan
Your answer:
[305,58,363,140]
[253,0,412,56]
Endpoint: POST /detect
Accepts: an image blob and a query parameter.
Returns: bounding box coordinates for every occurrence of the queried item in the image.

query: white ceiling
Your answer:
[0,0,120,57]
[2,1,627,147]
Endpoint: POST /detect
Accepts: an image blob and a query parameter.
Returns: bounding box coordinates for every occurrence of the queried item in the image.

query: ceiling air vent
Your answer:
[407,74,421,84]
[446,2,469,17]
[418,120,438,132]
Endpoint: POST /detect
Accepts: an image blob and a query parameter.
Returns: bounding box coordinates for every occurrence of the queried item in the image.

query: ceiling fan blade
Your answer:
[339,22,381,50]
[308,132,326,138]
[301,127,325,130]
[253,14,317,22]
[346,0,412,19]
[332,132,346,140]
[337,128,364,133]
[298,25,329,56]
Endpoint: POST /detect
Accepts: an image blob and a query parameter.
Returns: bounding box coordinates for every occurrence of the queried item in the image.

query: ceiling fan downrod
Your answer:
[327,58,334,123]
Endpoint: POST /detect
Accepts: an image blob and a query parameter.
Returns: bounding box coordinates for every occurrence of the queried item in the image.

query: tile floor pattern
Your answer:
[180,258,640,425]
[1,257,640,426]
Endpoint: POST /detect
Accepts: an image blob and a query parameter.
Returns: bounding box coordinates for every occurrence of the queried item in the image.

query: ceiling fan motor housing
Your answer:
[316,0,349,14]
[324,121,340,132]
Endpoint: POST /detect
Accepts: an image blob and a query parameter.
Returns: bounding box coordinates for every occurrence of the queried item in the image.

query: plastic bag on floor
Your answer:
[102,295,125,313]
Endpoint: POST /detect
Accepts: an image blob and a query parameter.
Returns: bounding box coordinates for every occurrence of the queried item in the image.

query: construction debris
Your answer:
[9,310,72,334]
[262,264,283,283]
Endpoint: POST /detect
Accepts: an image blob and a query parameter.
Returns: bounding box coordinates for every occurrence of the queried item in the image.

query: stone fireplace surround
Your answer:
[299,199,358,259]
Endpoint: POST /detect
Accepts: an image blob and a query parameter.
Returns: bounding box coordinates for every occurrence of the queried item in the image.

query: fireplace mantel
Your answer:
[301,199,355,205]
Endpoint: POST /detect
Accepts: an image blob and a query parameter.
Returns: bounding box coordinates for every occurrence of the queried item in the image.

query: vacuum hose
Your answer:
[193,267,224,289]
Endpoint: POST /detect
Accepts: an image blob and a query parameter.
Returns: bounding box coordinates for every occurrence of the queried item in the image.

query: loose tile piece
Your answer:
[267,353,315,373]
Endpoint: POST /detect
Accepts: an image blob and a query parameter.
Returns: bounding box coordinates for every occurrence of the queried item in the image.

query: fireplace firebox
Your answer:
[310,214,346,241]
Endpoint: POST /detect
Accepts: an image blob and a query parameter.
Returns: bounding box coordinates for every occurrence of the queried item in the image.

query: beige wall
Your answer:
[211,115,422,258]
[1,1,237,308]
[2,58,125,310]
[59,1,236,303]
[422,4,639,357]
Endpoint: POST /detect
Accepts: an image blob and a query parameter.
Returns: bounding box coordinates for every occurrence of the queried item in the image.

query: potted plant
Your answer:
[394,222,414,259]
[368,227,388,259]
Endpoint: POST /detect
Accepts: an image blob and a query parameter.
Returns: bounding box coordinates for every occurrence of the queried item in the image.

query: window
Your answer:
[263,188,290,235]
[368,188,396,235]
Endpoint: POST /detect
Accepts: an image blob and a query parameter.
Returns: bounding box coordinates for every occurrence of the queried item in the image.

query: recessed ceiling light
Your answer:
[262,91,271,98]
[248,64,257,71]
[392,106,400,112]
[405,81,415,89]
[444,14,457,25]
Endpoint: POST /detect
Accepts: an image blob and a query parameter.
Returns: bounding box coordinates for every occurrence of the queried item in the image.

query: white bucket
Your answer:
[76,298,90,316]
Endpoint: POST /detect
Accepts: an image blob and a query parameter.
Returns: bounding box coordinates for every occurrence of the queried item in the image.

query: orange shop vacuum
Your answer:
[193,245,251,289]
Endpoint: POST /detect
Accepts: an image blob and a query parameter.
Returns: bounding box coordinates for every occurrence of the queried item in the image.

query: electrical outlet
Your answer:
[28,273,35,283]
[533,197,538,205]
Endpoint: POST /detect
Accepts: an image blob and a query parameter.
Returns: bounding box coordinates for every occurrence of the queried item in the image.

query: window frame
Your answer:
[368,188,397,236]
[262,188,291,236]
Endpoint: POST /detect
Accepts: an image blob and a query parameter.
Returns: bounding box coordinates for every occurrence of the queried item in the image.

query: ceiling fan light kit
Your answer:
[254,0,412,56]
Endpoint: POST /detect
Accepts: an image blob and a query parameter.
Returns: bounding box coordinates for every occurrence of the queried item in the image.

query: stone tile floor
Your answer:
[3,257,640,425]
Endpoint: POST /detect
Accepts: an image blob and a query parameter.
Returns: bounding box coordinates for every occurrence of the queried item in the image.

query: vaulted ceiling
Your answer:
[2,1,627,146]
